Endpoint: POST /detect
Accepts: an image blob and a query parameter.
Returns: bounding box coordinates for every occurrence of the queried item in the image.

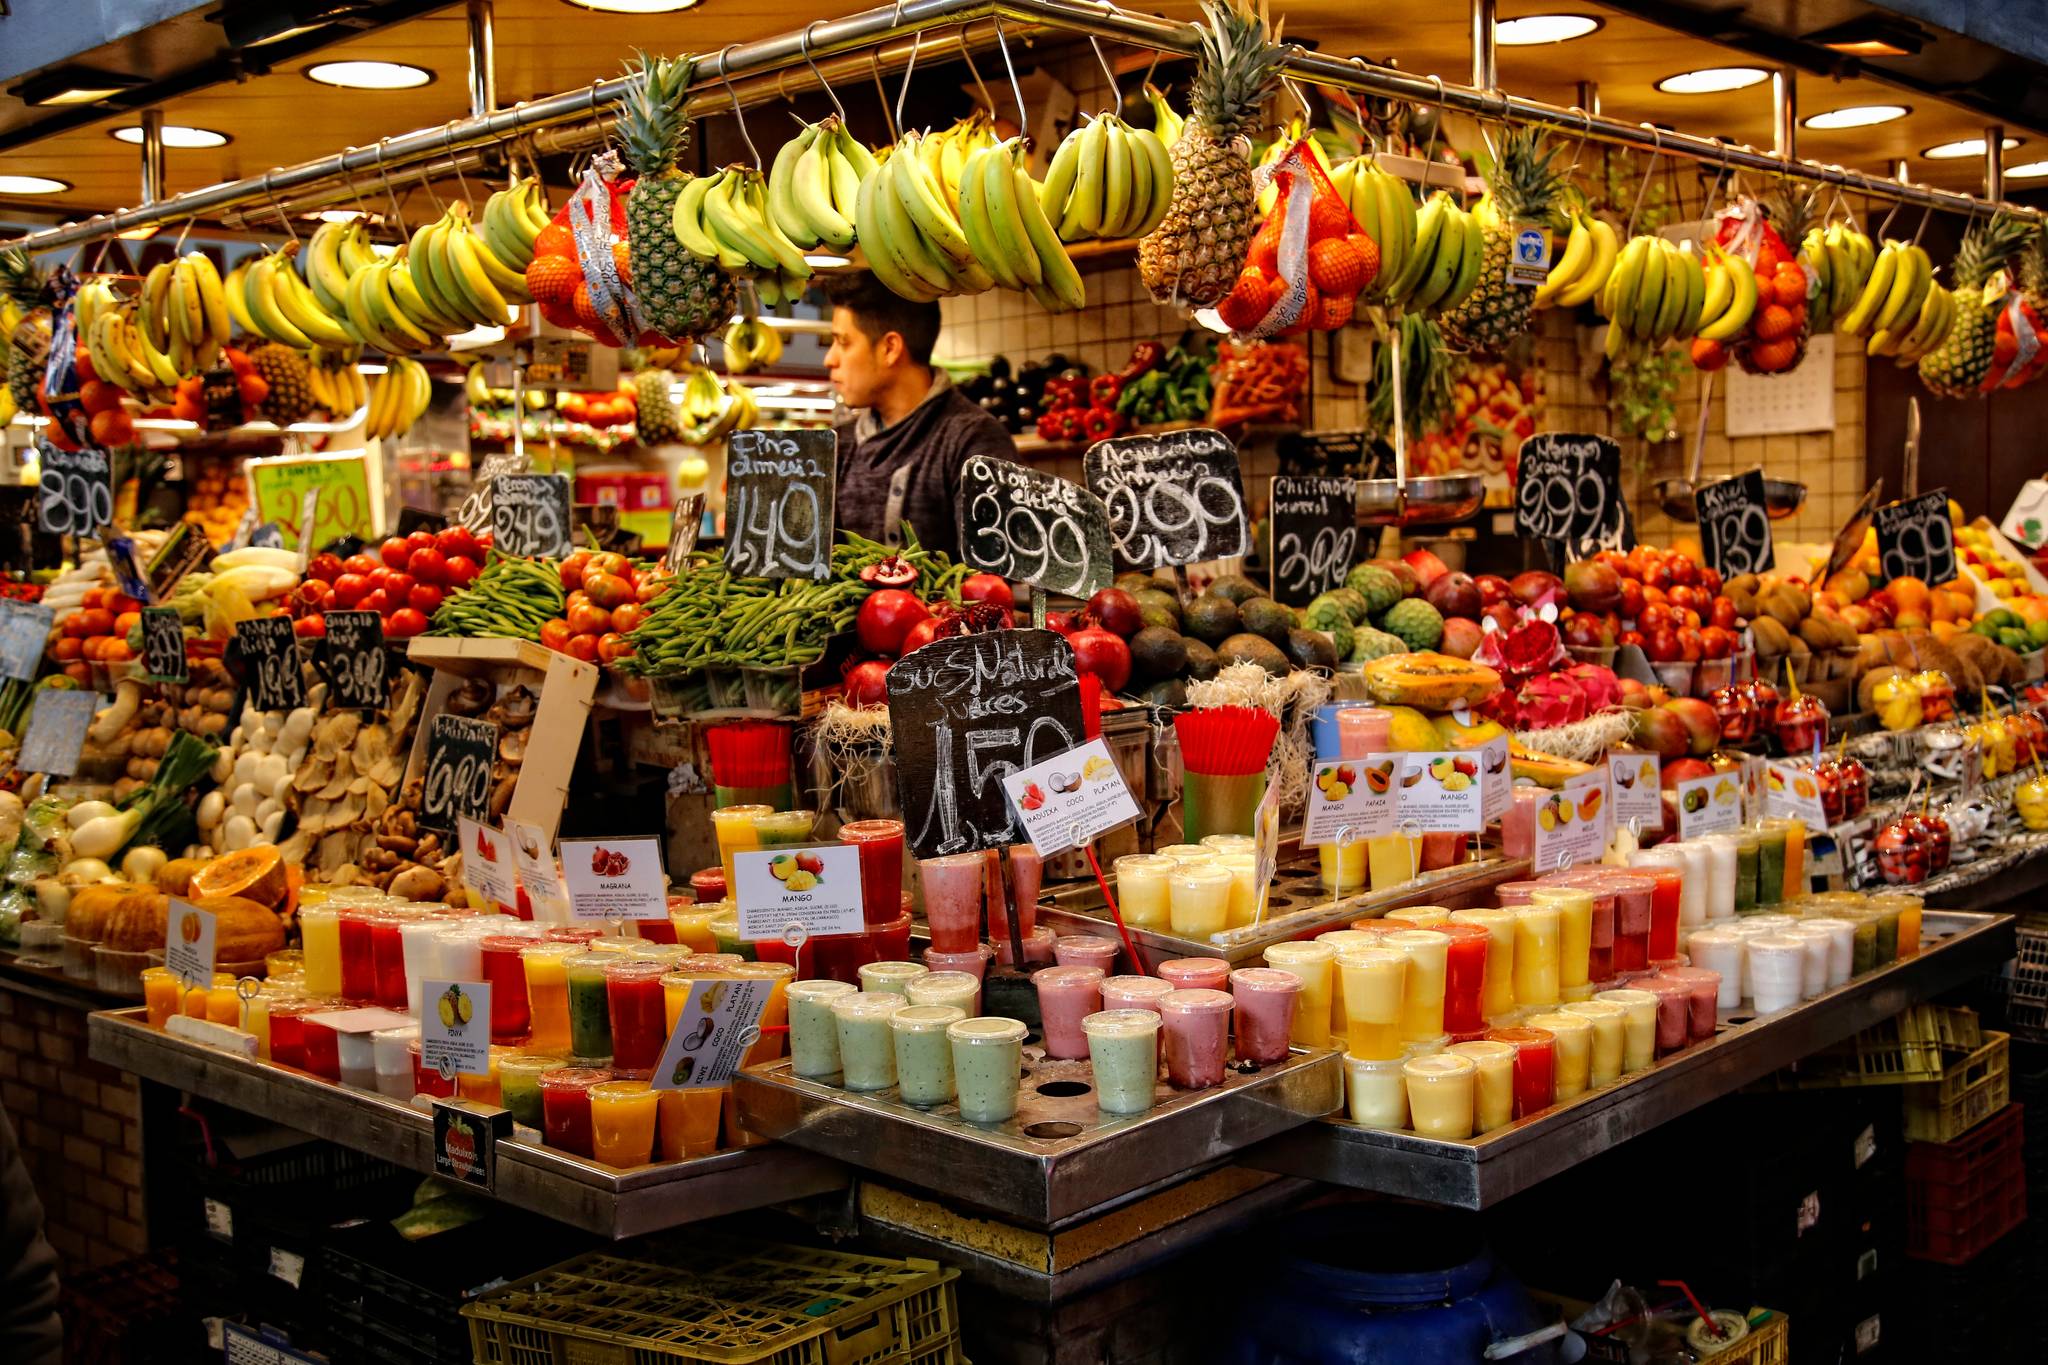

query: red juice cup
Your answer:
[1101,975,1174,1013]
[840,819,906,926]
[1009,843,1043,936]
[1486,1025,1557,1119]
[338,909,378,1001]
[1604,875,1653,974]
[409,1040,456,1098]
[1439,923,1494,1037]
[302,1018,342,1081]
[1568,882,1618,983]
[1639,868,1683,960]
[866,909,913,965]
[1032,965,1105,1059]
[537,1067,610,1155]
[688,867,727,904]
[1636,975,1693,1054]
[636,919,678,945]
[480,935,535,1043]
[990,926,1056,967]
[1157,988,1233,1089]
[1227,967,1302,1065]
[921,852,985,951]
[1157,957,1231,992]
[369,914,411,1010]
[1054,936,1121,973]
[924,944,992,984]
[267,1000,318,1070]
[605,961,670,1073]
[1661,966,1723,1042]
[546,926,602,945]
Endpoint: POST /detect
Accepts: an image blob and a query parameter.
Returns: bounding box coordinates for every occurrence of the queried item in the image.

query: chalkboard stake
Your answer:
[988,847,1025,973]
[1030,590,1047,630]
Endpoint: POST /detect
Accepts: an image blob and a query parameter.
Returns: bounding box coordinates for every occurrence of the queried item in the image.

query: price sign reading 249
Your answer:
[1083,428,1249,570]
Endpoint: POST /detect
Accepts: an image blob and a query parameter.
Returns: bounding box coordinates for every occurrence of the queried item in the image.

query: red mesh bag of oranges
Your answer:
[1704,194,1810,375]
[523,166,635,346]
[1988,290,2045,390]
[1215,141,1379,338]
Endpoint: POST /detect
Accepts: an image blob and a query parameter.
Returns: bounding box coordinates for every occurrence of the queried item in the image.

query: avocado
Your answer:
[1239,596,1296,645]
[1114,571,1158,594]
[1285,627,1338,671]
[1129,626,1188,683]
[1182,638,1219,681]
[1133,588,1183,629]
[1138,677,1189,708]
[1216,632,1291,677]
[1207,573,1264,606]
[1181,594,1240,645]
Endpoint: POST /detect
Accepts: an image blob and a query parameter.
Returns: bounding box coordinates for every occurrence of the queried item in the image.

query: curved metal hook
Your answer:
[443,119,475,207]
[1562,105,1592,178]
[261,169,299,243]
[957,25,996,120]
[374,140,409,236]
[870,51,899,143]
[1624,124,1663,240]
[1419,74,1448,172]
[894,31,922,136]
[718,45,760,167]
[800,21,848,123]
[992,14,1028,133]
[1089,32,1123,118]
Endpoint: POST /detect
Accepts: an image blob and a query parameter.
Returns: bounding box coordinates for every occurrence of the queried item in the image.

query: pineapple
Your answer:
[620,52,734,344]
[1440,127,1567,356]
[634,369,680,443]
[249,343,314,424]
[2,249,51,414]
[1919,213,2032,398]
[1138,0,1289,308]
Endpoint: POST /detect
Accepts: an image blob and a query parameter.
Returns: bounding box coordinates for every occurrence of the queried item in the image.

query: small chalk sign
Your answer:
[1874,488,1957,587]
[321,610,386,711]
[141,607,187,683]
[490,473,572,560]
[724,428,836,580]
[0,600,54,682]
[37,441,114,538]
[1516,432,1626,556]
[957,454,1114,598]
[234,615,304,712]
[420,714,498,835]
[1083,428,1250,569]
[1268,475,1357,603]
[1695,470,1774,579]
[886,629,1086,860]
[18,688,99,776]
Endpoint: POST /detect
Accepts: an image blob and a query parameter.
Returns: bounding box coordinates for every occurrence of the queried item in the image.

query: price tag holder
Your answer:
[1764,760,1830,824]
[559,835,668,921]
[724,428,836,580]
[1394,751,1486,833]
[1301,755,1400,845]
[1608,751,1663,832]
[506,817,567,910]
[734,844,863,942]
[1695,470,1774,579]
[419,714,498,835]
[885,629,1086,859]
[36,441,113,537]
[320,610,386,710]
[956,454,1114,598]
[1083,427,1250,569]
[1531,771,1610,872]
[433,1099,511,1191]
[18,689,99,776]
[1874,488,1957,586]
[999,736,1142,856]
[0,600,54,682]
[1515,432,1627,560]
[651,976,772,1091]
[490,473,573,560]
[141,607,187,683]
[165,898,217,989]
[419,978,491,1077]
[1268,475,1358,602]
[457,816,518,910]
[234,616,304,712]
[1675,771,1743,838]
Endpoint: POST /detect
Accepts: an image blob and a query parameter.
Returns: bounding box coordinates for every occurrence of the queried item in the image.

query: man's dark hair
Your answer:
[825,272,941,366]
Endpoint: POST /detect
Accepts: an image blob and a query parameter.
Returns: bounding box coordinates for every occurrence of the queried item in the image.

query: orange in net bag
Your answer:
[1216,140,1379,338]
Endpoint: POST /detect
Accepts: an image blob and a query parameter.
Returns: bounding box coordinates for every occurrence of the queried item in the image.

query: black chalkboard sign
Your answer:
[141,607,187,683]
[1516,433,1626,553]
[1875,488,1957,586]
[724,428,835,580]
[1695,470,1774,579]
[18,689,98,777]
[1083,428,1250,569]
[321,610,387,710]
[37,441,113,538]
[957,455,1113,598]
[234,616,304,712]
[0,600,53,683]
[420,713,498,835]
[1268,475,1358,603]
[885,629,1086,860]
[491,473,572,559]
[395,506,449,538]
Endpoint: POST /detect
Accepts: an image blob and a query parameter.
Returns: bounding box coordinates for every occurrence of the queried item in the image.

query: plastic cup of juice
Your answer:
[1484,1025,1556,1119]
[1686,928,1747,1006]
[562,952,615,1062]
[537,1067,611,1156]
[455,1045,510,1106]
[1154,844,1214,864]
[1335,948,1407,1061]
[891,1005,965,1107]
[1157,988,1234,1089]
[1439,924,1493,1038]
[142,967,180,1028]
[498,1053,563,1128]
[299,906,342,998]
[710,804,771,890]
[1262,941,1337,1048]
[338,908,379,1002]
[989,925,1057,969]
[1449,908,1517,1020]
[1318,838,1368,897]
[1033,965,1106,1060]
[904,970,980,1015]
[604,961,670,1074]
[1783,925,1833,999]
[1168,863,1233,938]
[1156,957,1231,992]
[1083,1009,1163,1115]
[1512,904,1562,1008]
[1227,967,1303,1065]
[1054,936,1121,973]
[657,1088,724,1161]
[1447,1039,1517,1133]
[1215,854,1265,928]
[1113,854,1175,928]
[949,1017,1028,1124]
[1730,831,1762,914]
[1367,834,1421,891]
[920,852,986,952]
[371,1026,416,1100]
[1529,887,1593,991]
[479,935,536,1043]
[397,919,445,1017]
[857,960,929,997]
[1522,1011,1593,1101]
[1201,834,1256,855]
[406,1038,453,1097]
[659,962,736,1038]
[1660,965,1723,1041]
[1100,975,1173,1014]
[839,819,906,927]
[1009,843,1044,937]
[1745,936,1808,1014]
[728,961,795,1067]
[1592,988,1659,1070]
[752,809,817,848]
[1383,930,1450,1043]
[832,991,907,1091]
[1798,917,1856,988]
[786,979,858,1077]
[922,944,993,984]
[521,945,575,1054]
[1403,1053,1477,1139]
[1382,906,1451,929]
[1341,1053,1408,1129]
[1634,975,1694,1054]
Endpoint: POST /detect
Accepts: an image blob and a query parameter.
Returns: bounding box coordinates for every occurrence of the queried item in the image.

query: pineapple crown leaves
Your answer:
[1953,212,2034,290]
[619,50,698,178]
[1188,0,1294,143]
[0,248,50,309]
[1758,180,1823,241]
[1480,126,1569,230]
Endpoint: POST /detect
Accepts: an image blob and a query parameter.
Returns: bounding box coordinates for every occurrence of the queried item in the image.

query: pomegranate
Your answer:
[1067,626,1133,693]
[843,659,892,707]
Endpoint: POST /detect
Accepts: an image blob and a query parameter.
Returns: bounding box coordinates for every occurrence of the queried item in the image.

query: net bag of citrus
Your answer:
[1989,289,2044,390]
[1713,191,1812,376]
[1215,140,1379,338]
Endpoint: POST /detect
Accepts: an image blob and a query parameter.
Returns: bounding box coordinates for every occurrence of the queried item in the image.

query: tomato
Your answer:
[332,573,370,607]
[102,639,133,662]
[559,551,591,592]
[610,602,646,634]
[407,583,444,613]
[443,555,481,589]
[294,614,327,638]
[568,602,612,636]
[61,614,88,639]
[596,632,634,663]
[367,567,393,595]
[583,571,633,609]
[405,530,438,557]
[565,633,600,662]
[63,662,91,684]
[106,593,142,616]
[365,590,397,616]
[379,538,412,570]
[383,572,416,602]
[539,618,573,651]
[344,552,381,577]
[308,552,344,583]
[436,525,482,561]
[407,547,448,584]
[385,607,428,638]
[586,551,630,580]
[82,637,107,661]
[50,637,81,662]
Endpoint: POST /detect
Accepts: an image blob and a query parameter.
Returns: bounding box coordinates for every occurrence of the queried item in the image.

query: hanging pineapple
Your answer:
[1919,213,2032,398]
[621,51,735,344]
[1438,127,1568,356]
[634,369,681,443]
[2,249,52,419]
[1138,0,1291,309]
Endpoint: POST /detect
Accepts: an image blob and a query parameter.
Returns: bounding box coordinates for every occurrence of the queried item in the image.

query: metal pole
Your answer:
[1575,81,1599,118]
[1470,0,1497,92]
[139,109,166,206]
[1772,70,1796,161]
[1986,124,2005,205]
[466,0,498,119]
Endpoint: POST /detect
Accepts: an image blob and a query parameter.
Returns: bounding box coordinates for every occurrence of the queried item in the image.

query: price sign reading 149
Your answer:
[420,715,498,835]
[724,429,836,580]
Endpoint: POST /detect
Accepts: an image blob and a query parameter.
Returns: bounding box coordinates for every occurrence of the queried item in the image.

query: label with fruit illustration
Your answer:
[421,979,491,1077]
[164,898,216,990]
[1999,478,2048,551]
[433,1099,511,1190]
[1763,760,1829,825]
[507,817,567,911]
[1479,735,1512,823]
[1675,771,1743,838]
[1001,736,1143,856]
[1303,755,1400,846]
[1533,771,1611,873]
[559,835,669,921]
[651,976,773,1092]
[1608,751,1663,832]
[458,816,518,912]
[735,843,864,941]
[1394,751,1485,833]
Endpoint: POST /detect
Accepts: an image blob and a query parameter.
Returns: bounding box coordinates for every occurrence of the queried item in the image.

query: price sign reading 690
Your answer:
[420,714,498,835]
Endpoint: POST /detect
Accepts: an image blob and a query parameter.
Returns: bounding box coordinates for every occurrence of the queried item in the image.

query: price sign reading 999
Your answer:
[1874,489,1957,587]
[420,714,498,835]
[956,455,1113,599]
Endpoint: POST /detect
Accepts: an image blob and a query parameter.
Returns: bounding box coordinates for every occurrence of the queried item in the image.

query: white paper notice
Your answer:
[506,818,568,911]
[165,899,217,989]
[558,835,669,921]
[457,817,518,910]
[1608,751,1663,832]
[735,843,864,942]
[1675,771,1743,838]
[1479,736,1512,824]
[1395,751,1486,834]
[1532,771,1611,872]
[651,976,773,1090]
[1764,760,1830,825]
[1000,737,1142,856]
[419,979,492,1077]
[1302,754,1400,846]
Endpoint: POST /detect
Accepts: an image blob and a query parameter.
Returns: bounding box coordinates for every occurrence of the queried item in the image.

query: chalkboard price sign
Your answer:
[1515,432,1626,554]
[141,607,187,683]
[885,629,1086,860]
[420,714,499,835]
[321,611,387,711]
[18,689,99,777]
[37,441,114,538]
[957,455,1113,598]
[1695,470,1774,579]
[1083,428,1250,569]
[0,600,54,683]
[1874,488,1957,586]
[234,616,304,712]
[490,473,572,559]
[1268,475,1357,603]
[724,428,836,580]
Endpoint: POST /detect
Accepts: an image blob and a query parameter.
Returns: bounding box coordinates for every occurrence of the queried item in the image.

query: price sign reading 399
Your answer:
[956,454,1113,598]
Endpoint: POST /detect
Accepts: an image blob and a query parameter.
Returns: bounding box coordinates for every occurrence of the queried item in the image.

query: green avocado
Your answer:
[1216,632,1290,677]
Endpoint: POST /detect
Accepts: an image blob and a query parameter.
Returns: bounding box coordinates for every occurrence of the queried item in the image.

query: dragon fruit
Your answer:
[1473,612,1566,686]
[1513,673,1592,730]
[1560,663,1621,713]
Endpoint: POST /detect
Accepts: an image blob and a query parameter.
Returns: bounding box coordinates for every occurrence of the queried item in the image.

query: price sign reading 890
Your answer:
[420,714,498,835]
[956,455,1113,598]
[37,441,114,538]
[1084,428,1249,570]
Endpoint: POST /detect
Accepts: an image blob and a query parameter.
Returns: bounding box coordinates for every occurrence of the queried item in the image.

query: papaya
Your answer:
[156,857,206,896]
[1360,652,1502,710]
[189,846,287,908]
[1508,740,1594,788]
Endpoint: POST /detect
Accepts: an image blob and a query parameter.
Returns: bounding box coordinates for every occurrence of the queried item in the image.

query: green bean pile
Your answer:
[426,550,566,640]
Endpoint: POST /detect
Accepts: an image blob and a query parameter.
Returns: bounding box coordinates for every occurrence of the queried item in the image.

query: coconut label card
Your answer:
[1001,736,1143,856]
[1394,751,1486,833]
[958,454,1114,598]
[559,835,668,921]
[724,428,836,580]
[734,844,863,942]
[1302,755,1400,846]
[1609,751,1664,832]
[1268,476,1358,603]
[1083,428,1250,570]
[1531,771,1611,873]
[651,976,774,1091]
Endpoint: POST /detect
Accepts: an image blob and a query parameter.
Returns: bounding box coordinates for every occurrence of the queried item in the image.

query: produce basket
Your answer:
[1905,1101,2027,1264]
[1769,1004,1979,1089]
[1699,1313,1789,1365]
[1903,1031,2012,1142]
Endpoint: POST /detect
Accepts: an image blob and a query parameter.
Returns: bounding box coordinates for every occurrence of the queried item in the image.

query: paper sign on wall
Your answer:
[1608,751,1663,832]
[1394,751,1486,833]
[559,835,668,921]
[734,844,864,942]
[1764,760,1830,825]
[1675,771,1743,838]
[507,817,567,909]
[1301,755,1400,846]
[458,816,517,910]
[165,898,217,989]
[1000,736,1142,856]
[419,979,492,1077]
[651,976,773,1091]
[2000,479,2048,550]
[1532,772,1611,872]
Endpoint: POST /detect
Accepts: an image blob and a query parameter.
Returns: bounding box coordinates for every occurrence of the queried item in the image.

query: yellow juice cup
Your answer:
[588,1079,660,1167]
[1367,835,1421,891]
[1216,854,1263,927]
[1513,905,1562,1008]
[732,962,795,1066]
[1318,840,1368,896]
[1385,929,1450,1043]
[142,967,180,1028]
[1594,988,1659,1072]
[1563,1000,1626,1085]
[522,944,575,1054]
[1263,941,1337,1048]
[1316,930,1379,1036]
[1403,1053,1477,1139]
[299,906,342,997]
[657,1088,725,1161]
[1335,948,1406,1060]
[1168,864,1233,938]
[1530,888,1593,990]
[1114,854,1174,928]
[1449,908,1517,1019]
[1448,1039,1516,1132]
[671,908,720,953]
[1382,906,1451,929]
[710,804,772,891]
[1524,1010,1593,1100]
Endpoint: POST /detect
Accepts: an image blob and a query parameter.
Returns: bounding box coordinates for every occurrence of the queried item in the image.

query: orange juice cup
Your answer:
[589,1079,660,1167]
[657,1088,724,1161]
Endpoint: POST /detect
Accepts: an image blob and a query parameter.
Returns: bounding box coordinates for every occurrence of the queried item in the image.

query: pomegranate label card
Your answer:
[559,835,668,921]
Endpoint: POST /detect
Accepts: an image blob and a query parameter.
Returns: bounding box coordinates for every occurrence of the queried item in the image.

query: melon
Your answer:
[189,846,288,908]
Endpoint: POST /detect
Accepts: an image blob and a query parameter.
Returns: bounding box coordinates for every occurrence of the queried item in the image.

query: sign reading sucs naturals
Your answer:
[957,454,1114,598]
[1695,470,1774,579]
[1515,432,1626,556]
[1083,428,1249,569]
[724,428,835,580]
[419,715,497,835]
[1268,475,1357,601]
[1874,488,1957,587]
[490,473,573,559]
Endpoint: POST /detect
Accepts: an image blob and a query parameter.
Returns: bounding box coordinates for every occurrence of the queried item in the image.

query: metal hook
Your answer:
[894,32,921,137]
[338,148,374,222]
[1282,74,1313,126]
[1913,199,1935,247]
[1877,190,1902,241]
[1562,106,1592,178]
[992,14,1028,134]
[1624,124,1662,240]
[444,120,475,208]
[717,46,761,168]
[957,26,996,121]
[374,141,408,236]
[801,22,848,123]
[262,170,299,243]
[1417,74,1448,176]
[412,153,443,216]
[871,52,899,143]
[1089,35,1123,118]
[172,217,196,253]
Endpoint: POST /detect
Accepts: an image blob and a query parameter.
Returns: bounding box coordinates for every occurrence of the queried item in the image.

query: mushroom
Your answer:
[499,728,527,764]
[448,678,494,716]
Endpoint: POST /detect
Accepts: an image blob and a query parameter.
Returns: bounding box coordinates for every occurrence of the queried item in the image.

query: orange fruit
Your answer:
[1316,291,1356,330]
[1308,193,1355,243]
[1216,269,1270,333]
[1748,336,1799,371]
[1691,337,1729,371]
[1752,304,1797,342]
[1307,237,1367,297]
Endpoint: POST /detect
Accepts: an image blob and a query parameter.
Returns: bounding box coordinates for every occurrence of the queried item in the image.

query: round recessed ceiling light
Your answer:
[111,124,230,148]
[2006,160,2048,180]
[305,60,432,90]
[1923,136,2020,159]
[0,175,70,195]
[1496,14,1601,45]
[1655,67,1769,95]
[1802,104,1909,130]
[562,0,700,11]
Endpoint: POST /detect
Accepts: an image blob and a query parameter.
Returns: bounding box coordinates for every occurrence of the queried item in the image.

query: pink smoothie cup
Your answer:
[1032,965,1106,1059]
[1101,974,1174,1013]
[1228,967,1303,1065]
[1158,988,1234,1089]
[1054,935,1122,973]
[1156,957,1230,992]
[920,852,985,952]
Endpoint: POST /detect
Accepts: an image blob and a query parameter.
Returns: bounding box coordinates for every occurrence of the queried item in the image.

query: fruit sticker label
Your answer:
[458,816,518,912]
[420,979,491,1078]
[1479,736,1512,823]
[734,844,864,942]
[1302,755,1400,846]
[1675,771,1743,838]
[1532,772,1610,873]
[507,818,567,914]
[1608,752,1663,832]
[165,898,217,990]
[558,835,669,921]
[1395,751,1485,834]
[1000,736,1143,856]
[433,1098,511,1191]
[651,976,773,1091]
[1764,760,1830,826]
[1507,224,1552,288]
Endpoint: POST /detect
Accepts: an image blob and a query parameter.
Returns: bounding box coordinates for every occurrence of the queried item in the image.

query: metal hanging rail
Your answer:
[3,0,2038,256]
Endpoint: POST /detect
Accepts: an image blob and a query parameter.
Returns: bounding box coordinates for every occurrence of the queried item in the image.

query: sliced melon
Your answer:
[156,856,207,897]
[189,846,288,908]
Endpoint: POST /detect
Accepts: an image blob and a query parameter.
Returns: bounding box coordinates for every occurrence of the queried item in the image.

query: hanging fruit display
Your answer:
[1039,113,1175,244]
[1439,126,1568,355]
[625,52,743,340]
[1917,213,2032,397]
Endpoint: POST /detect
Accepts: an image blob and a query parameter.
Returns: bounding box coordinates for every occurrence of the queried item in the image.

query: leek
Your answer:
[70,731,220,861]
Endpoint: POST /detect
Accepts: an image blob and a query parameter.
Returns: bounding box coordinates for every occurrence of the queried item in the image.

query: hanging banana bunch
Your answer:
[1377,190,1484,318]
[236,242,357,352]
[87,300,181,401]
[767,116,874,256]
[673,165,812,307]
[722,315,782,374]
[305,351,368,417]
[1531,208,1619,312]
[1800,222,1872,334]
[854,131,1000,302]
[1686,247,1760,370]
[406,203,522,329]
[365,357,432,439]
[674,363,757,445]
[479,177,551,277]
[304,217,380,321]
[919,112,999,210]
[1596,233,1711,363]
[1330,155,1417,306]
[136,251,233,378]
[1037,114,1176,244]
[959,137,1086,312]
[1145,83,1184,149]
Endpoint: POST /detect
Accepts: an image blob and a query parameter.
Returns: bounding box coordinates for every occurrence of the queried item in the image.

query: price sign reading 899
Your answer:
[956,455,1113,598]
[37,441,114,538]
[420,714,498,835]
[1083,428,1249,570]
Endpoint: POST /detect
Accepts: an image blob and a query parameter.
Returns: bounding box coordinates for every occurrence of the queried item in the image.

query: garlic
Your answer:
[223,814,256,850]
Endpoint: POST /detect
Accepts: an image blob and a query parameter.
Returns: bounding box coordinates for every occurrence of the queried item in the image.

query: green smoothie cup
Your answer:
[948,1017,1028,1124]
[1082,1009,1162,1115]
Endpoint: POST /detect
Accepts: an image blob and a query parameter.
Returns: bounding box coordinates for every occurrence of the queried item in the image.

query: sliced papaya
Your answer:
[1360,652,1502,710]
[189,846,288,908]
[1508,740,1594,788]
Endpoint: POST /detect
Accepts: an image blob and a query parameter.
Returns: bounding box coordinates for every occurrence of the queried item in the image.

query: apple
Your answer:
[1475,573,1512,607]
[1564,559,1623,613]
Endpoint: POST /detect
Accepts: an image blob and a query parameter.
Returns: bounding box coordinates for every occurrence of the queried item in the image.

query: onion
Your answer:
[65,800,118,830]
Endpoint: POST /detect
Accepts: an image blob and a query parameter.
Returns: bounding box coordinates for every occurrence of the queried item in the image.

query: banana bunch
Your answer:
[1692,247,1759,343]
[675,364,757,445]
[406,203,522,328]
[1146,84,1184,150]
[306,354,368,417]
[855,132,1000,303]
[1870,278,1954,364]
[1330,157,1416,305]
[1532,209,1619,310]
[341,249,458,355]
[675,165,813,295]
[959,137,1085,313]
[919,112,999,211]
[74,278,121,335]
[305,216,379,320]
[722,316,783,374]
[465,361,492,407]
[1801,224,1873,334]
[1598,234,1709,360]
[365,356,431,439]
[767,117,876,254]
[137,252,233,377]
[480,177,551,275]
[235,243,356,352]
[1039,114,1175,244]
[87,301,181,399]
[1380,191,1483,316]
[1840,238,1933,339]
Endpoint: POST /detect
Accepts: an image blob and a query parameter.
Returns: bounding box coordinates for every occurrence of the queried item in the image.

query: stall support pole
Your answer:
[1986,125,2005,204]
[138,109,165,206]
[1469,0,1497,92]
[467,0,499,119]
[1575,81,1600,118]
[1772,70,1796,161]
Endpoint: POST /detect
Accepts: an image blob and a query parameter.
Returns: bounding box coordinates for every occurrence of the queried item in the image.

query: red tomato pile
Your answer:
[541,549,669,664]
[290,525,487,640]
[49,587,143,681]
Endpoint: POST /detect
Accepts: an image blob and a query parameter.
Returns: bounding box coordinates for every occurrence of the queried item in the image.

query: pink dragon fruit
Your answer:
[1561,663,1622,713]
[1473,613,1567,686]
[1514,672,1591,730]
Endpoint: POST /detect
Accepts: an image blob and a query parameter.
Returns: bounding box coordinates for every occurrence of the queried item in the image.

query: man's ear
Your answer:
[879,330,907,367]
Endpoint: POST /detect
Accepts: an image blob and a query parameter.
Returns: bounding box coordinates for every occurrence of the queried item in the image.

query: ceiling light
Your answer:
[1805,17,1926,58]
[1495,15,1601,46]
[1803,105,1909,130]
[2005,161,2048,180]
[1655,67,1769,95]
[10,67,146,107]
[563,0,701,11]
[305,61,433,90]
[1923,136,2020,159]
[0,176,71,195]
[111,125,230,148]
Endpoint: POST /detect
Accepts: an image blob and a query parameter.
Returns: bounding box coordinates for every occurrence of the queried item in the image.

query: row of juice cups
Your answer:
[1621,821,1810,926]
[710,809,946,929]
